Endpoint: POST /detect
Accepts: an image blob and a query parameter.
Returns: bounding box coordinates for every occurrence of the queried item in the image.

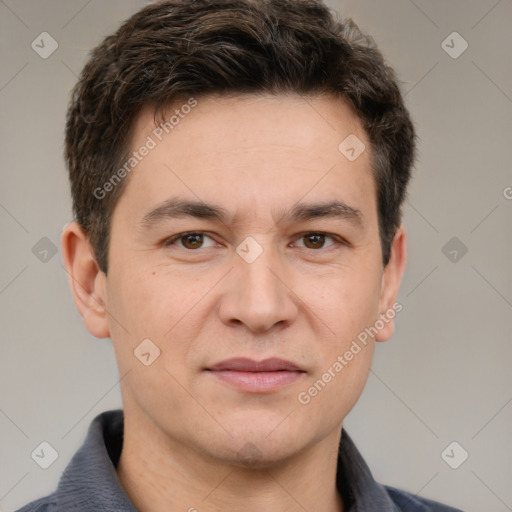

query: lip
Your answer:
[206,357,306,393]
[208,357,303,372]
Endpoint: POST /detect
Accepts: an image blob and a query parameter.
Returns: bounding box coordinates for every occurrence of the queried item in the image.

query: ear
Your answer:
[375,224,407,342]
[61,221,110,339]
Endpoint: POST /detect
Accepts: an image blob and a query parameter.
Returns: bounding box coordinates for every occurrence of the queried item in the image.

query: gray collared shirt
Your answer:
[15,410,464,511]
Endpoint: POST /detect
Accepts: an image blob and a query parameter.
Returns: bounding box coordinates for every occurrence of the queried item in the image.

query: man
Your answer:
[16,0,464,510]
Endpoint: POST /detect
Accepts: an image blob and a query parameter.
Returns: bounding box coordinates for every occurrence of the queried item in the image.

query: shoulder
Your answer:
[385,485,465,512]
[12,494,57,512]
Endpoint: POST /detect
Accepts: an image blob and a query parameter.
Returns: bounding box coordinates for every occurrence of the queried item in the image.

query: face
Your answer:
[66,93,406,467]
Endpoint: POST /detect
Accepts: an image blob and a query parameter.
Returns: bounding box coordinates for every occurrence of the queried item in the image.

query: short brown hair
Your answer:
[65,0,416,273]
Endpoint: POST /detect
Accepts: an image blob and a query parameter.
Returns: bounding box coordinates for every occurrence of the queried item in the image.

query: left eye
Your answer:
[294,233,336,250]
[165,232,217,250]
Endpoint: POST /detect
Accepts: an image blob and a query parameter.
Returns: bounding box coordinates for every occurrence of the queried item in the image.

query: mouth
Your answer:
[205,357,306,393]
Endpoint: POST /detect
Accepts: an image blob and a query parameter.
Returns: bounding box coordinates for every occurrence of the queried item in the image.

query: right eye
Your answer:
[163,232,217,250]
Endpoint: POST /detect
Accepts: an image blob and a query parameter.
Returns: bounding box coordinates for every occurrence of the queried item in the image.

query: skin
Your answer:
[62,93,407,512]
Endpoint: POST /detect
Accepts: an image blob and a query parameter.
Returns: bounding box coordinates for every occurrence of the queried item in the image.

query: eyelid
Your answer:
[163,231,217,249]
[291,231,345,249]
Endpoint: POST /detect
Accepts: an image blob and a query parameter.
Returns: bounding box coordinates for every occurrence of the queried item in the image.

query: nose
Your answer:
[217,244,299,334]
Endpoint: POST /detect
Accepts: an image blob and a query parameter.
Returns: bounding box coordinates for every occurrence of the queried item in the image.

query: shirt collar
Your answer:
[56,410,138,511]
[337,429,400,511]
[55,409,398,511]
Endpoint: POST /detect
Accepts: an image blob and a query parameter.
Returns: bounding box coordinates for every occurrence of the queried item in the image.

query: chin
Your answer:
[216,438,303,470]
[202,419,311,469]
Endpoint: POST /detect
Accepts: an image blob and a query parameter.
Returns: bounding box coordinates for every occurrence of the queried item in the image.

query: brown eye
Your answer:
[181,233,204,249]
[165,232,216,250]
[303,233,326,249]
[298,232,336,250]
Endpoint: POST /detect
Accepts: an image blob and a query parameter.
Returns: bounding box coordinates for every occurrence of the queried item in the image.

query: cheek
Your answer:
[108,266,198,334]
[299,263,382,337]
[106,265,218,379]
[295,261,381,393]
[105,268,204,413]
[294,337,374,440]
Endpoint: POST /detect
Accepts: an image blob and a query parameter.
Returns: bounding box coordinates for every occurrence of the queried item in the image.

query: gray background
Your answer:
[1,0,511,510]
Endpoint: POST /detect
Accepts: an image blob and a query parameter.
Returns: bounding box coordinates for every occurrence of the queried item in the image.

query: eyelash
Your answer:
[163,231,346,251]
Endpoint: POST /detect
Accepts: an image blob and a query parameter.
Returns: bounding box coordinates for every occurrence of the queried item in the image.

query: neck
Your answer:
[116,409,345,512]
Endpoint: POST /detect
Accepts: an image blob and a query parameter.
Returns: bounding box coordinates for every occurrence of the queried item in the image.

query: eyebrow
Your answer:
[139,198,230,227]
[285,200,363,226]
[138,198,363,229]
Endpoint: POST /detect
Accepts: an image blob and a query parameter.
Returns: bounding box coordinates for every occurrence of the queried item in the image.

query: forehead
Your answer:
[132,93,367,156]
[116,93,376,226]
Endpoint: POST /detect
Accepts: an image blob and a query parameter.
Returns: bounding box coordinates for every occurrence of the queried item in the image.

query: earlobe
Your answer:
[375,224,407,342]
[61,221,110,339]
